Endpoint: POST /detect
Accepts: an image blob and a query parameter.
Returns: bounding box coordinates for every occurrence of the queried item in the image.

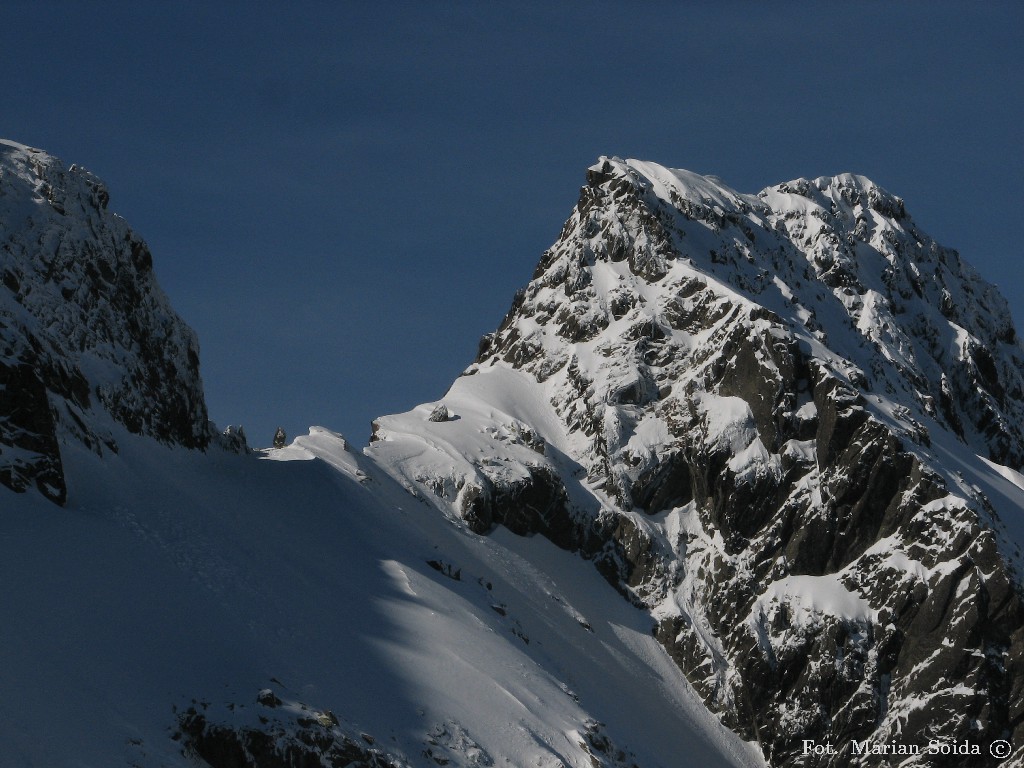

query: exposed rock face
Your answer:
[218,424,251,454]
[176,691,407,768]
[0,140,209,502]
[372,158,1024,766]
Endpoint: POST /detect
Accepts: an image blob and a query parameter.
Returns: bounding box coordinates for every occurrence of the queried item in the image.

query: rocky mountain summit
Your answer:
[0,140,209,503]
[371,158,1024,766]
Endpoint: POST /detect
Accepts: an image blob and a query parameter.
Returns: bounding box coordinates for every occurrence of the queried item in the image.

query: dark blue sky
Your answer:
[4,2,1022,447]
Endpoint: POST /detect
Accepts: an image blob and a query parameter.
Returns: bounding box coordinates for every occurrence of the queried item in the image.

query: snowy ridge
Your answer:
[1,422,762,768]
[371,157,1024,765]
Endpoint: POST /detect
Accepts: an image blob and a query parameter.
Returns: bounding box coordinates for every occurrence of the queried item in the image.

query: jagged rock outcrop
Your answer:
[371,158,1024,766]
[0,140,209,502]
[218,424,251,454]
[175,691,407,768]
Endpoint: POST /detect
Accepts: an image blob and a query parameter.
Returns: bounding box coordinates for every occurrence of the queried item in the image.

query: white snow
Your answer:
[754,575,874,626]
[979,456,1024,494]
[697,393,758,455]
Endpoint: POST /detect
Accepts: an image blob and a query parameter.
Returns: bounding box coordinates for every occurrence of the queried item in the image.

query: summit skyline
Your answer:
[3,2,1020,445]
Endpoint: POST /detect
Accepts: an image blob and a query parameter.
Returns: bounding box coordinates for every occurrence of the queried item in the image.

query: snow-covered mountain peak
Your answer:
[476,156,1024,472]
[0,140,209,503]
[590,156,763,216]
[373,156,1024,765]
[0,139,112,214]
[2,141,765,768]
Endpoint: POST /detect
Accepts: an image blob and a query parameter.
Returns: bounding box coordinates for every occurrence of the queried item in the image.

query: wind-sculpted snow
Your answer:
[0,140,208,503]
[372,157,1024,766]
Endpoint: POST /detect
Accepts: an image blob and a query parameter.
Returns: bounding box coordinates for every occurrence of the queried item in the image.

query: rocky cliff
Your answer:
[0,140,209,503]
[370,158,1024,766]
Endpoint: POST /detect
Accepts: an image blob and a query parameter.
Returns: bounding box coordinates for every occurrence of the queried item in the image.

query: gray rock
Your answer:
[426,403,451,422]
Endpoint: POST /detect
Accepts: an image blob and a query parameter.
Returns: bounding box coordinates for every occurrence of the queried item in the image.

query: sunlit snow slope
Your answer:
[2,424,761,768]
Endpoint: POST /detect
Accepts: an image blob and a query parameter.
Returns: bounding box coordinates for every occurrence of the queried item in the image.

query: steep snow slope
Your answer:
[1,419,761,768]
[370,158,1024,766]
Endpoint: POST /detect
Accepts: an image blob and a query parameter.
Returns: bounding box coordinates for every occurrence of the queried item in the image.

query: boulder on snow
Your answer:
[426,403,451,422]
[256,688,281,708]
